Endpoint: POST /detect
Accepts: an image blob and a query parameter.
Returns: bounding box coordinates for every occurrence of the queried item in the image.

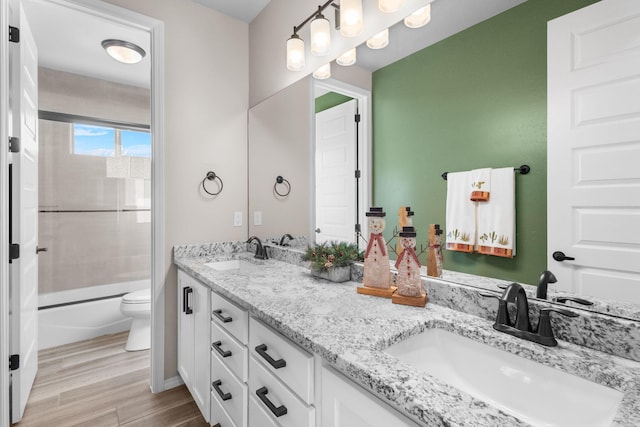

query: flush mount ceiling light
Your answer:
[101,39,146,64]
[404,4,432,29]
[366,28,389,49]
[336,47,357,66]
[378,0,406,13]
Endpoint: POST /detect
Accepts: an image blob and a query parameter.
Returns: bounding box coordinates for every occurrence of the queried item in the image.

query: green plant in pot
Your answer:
[303,241,363,282]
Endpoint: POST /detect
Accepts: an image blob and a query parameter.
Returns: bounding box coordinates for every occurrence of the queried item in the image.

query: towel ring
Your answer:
[274,175,291,197]
[202,171,224,196]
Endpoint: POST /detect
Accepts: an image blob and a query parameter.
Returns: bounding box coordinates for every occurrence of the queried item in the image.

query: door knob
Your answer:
[552,251,575,262]
[315,228,321,233]
[36,246,48,254]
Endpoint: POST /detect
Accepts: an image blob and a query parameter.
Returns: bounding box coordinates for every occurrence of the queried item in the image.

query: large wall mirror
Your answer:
[247,0,640,321]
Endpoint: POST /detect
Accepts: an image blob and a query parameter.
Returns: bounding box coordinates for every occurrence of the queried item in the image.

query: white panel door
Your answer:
[315,100,357,244]
[547,0,640,303]
[9,1,39,422]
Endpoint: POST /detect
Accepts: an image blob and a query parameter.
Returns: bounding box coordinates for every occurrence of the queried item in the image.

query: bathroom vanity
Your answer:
[174,241,640,427]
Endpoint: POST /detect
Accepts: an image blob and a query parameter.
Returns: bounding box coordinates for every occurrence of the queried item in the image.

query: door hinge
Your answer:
[9,136,20,153]
[9,354,19,371]
[9,243,19,262]
[355,170,361,179]
[9,26,19,43]
[354,113,361,123]
[355,223,361,233]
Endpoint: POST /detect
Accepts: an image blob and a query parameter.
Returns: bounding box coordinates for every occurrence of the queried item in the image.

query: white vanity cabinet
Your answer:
[248,318,315,427]
[210,292,249,427]
[321,366,422,427]
[177,269,211,423]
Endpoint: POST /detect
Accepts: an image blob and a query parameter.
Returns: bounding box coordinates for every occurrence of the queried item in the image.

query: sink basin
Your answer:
[205,259,262,274]
[384,328,623,427]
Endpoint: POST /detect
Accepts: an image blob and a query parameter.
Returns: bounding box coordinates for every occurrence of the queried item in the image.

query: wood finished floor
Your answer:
[13,332,209,427]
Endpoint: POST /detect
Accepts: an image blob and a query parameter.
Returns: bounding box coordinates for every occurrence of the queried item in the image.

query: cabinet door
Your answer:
[177,270,194,388]
[321,366,421,427]
[192,279,211,423]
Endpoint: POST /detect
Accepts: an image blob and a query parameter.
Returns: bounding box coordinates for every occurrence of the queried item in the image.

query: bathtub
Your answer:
[38,279,149,350]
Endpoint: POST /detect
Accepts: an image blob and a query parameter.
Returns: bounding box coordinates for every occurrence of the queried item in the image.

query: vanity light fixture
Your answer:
[404,4,431,28]
[101,39,146,64]
[336,47,357,66]
[313,63,331,79]
[310,7,331,56]
[340,0,364,37]
[286,32,306,71]
[366,28,389,49]
[378,0,406,13]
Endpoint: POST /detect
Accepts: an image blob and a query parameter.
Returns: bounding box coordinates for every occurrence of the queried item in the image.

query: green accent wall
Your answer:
[372,0,598,284]
[315,91,353,113]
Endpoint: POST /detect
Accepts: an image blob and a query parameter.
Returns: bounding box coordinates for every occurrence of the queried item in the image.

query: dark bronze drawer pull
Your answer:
[212,309,232,323]
[256,386,287,417]
[211,340,232,358]
[255,344,286,369]
[212,379,232,401]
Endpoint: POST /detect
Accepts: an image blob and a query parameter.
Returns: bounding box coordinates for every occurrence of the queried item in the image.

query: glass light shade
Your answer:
[404,4,431,29]
[102,39,145,64]
[310,16,331,56]
[340,0,363,37]
[286,35,305,71]
[313,63,331,79]
[366,29,389,50]
[378,0,405,13]
[336,48,357,66]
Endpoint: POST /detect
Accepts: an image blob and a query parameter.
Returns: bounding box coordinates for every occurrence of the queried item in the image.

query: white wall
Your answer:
[249,0,427,105]
[104,0,249,380]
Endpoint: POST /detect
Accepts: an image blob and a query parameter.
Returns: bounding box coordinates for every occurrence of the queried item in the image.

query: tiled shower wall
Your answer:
[38,68,151,297]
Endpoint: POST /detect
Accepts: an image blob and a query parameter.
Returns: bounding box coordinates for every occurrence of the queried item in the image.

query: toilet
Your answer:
[120,289,151,351]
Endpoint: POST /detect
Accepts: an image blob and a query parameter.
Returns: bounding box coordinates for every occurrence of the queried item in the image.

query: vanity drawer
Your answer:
[210,386,237,427]
[211,320,248,383]
[249,395,279,427]
[249,318,314,404]
[249,356,315,427]
[211,350,247,427]
[211,292,248,344]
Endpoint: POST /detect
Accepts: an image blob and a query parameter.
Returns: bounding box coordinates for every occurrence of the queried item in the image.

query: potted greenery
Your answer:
[303,241,363,282]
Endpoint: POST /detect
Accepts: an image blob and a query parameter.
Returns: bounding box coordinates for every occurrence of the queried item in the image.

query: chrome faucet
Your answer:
[247,236,268,260]
[278,233,294,246]
[484,283,579,347]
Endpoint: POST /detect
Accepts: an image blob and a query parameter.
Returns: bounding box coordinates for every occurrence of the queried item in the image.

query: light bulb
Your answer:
[378,0,405,13]
[366,29,389,49]
[311,15,331,56]
[340,0,363,37]
[336,48,356,66]
[313,63,331,79]
[286,35,305,71]
[404,4,431,29]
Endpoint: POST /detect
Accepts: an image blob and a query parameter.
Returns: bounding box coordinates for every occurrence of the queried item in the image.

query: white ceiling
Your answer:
[21,0,526,89]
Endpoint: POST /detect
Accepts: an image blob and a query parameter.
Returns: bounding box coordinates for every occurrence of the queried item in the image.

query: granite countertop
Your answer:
[174,250,640,427]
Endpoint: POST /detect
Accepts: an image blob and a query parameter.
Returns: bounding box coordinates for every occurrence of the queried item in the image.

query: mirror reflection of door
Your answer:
[315,98,358,244]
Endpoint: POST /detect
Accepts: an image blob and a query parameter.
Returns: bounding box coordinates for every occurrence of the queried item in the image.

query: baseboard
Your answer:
[163,375,184,391]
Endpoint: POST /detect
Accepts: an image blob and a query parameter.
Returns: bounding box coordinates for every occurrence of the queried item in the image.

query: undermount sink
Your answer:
[205,259,262,273]
[384,328,623,427]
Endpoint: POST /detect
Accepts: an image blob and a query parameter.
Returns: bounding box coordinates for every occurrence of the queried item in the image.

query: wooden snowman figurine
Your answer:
[392,226,427,307]
[359,207,394,296]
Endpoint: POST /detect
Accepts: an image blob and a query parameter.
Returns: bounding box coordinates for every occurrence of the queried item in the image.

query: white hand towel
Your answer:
[470,168,491,202]
[477,167,515,258]
[445,171,475,253]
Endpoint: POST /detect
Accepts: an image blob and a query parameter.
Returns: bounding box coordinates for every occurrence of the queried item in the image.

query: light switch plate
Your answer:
[254,211,262,226]
[233,211,242,227]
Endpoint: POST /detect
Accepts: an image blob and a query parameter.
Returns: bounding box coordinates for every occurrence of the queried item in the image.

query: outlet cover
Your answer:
[234,211,242,227]
[254,211,262,226]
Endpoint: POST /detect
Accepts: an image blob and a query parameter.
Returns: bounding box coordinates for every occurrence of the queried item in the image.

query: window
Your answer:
[73,124,150,158]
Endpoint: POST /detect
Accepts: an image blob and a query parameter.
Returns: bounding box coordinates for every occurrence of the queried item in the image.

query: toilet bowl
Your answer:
[120,289,151,351]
